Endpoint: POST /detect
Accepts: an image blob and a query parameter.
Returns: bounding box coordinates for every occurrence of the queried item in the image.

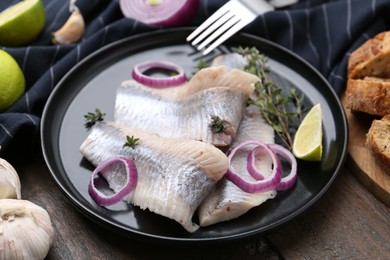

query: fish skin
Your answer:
[80,121,229,232]
[211,53,247,70]
[198,54,277,226]
[120,65,257,100]
[115,65,259,147]
[198,105,277,227]
[183,66,256,97]
[115,84,248,147]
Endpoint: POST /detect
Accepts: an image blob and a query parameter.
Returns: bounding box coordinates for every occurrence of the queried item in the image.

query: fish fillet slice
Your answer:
[121,65,258,100]
[115,85,248,146]
[198,105,277,226]
[80,121,228,232]
[115,65,259,146]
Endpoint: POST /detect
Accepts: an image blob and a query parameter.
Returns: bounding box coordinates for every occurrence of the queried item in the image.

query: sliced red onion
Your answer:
[88,157,137,206]
[246,143,270,180]
[225,140,282,193]
[131,60,187,88]
[269,144,298,191]
[119,0,199,27]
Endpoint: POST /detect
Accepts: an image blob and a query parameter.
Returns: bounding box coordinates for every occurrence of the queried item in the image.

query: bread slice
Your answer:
[346,76,390,116]
[366,115,390,171]
[348,31,390,79]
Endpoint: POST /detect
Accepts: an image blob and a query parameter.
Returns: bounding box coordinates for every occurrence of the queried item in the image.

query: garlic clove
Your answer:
[0,199,55,260]
[0,158,21,199]
[52,7,85,45]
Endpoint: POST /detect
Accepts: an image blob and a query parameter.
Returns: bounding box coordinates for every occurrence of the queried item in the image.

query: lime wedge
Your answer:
[0,0,45,47]
[0,50,25,111]
[292,103,323,161]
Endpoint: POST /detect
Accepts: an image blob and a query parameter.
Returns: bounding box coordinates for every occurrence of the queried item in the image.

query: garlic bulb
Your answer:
[51,6,85,45]
[0,158,21,199]
[0,199,55,260]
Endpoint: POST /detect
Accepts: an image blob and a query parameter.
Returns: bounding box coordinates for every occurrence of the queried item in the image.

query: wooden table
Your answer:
[17,152,390,259]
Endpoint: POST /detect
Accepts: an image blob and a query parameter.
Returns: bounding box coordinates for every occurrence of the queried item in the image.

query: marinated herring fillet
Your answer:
[198,105,277,226]
[121,66,256,100]
[115,66,258,146]
[210,53,247,70]
[80,121,229,232]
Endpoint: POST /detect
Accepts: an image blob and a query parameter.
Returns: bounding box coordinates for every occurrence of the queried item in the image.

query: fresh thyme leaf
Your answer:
[209,115,229,134]
[123,135,139,149]
[237,46,306,150]
[84,108,105,129]
[193,59,208,74]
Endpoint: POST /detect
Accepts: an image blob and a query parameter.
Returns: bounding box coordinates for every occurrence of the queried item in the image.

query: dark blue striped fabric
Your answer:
[0,0,389,158]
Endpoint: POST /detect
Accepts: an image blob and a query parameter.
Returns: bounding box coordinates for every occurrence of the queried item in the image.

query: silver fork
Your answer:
[187,0,297,55]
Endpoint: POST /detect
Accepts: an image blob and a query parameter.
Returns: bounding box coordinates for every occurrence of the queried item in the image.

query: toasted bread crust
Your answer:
[348,31,390,79]
[346,77,390,116]
[348,31,390,172]
[366,115,390,171]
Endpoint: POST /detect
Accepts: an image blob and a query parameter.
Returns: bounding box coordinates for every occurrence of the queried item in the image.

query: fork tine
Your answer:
[188,0,278,56]
[196,15,241,51]
[191,11,234,46]
[201,19,250,55]
[186,2,234,41]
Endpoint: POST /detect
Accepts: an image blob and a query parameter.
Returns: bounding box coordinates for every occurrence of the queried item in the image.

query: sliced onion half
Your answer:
[119,0,199,27]
[88,157,137,206]
[225,140,282,193]
[132,60,187,88]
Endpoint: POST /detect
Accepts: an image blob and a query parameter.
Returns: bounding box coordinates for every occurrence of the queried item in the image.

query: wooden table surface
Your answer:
[16,152,390,259]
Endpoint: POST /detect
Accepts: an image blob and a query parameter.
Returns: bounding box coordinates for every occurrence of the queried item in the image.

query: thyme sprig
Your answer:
[84,108,105,129]
[123,135,140,149]
[237,47,306,150]
[193,58,208,75]
[209,115,229,134]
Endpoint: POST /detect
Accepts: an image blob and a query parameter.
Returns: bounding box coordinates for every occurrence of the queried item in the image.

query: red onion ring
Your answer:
[246,143,270,180]
[131,60,187,88]
[268,144,298,191]
[119,0,199,27]
[225,140,282,193]
[88,157,137,206]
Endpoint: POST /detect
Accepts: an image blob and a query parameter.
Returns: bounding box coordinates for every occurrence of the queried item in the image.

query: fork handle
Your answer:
[268,0,299,8]
[238,0,275,14]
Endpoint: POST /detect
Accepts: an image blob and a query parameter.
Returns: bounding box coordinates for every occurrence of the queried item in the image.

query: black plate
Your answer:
[41,28,348,244]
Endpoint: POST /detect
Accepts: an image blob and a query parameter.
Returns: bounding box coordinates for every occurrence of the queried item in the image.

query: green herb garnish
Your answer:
[123,135,140,149]
[193,59,208,74]
[209,115,229,134]
[84,108,105,129]
[237,46,306,150]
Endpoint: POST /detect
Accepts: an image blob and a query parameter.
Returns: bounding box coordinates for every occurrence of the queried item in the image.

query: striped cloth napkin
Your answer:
[0,0,389,158]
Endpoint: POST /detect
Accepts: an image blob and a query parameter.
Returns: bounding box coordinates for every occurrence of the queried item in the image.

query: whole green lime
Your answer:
[0,50,25,111]
[0,0,46,47]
